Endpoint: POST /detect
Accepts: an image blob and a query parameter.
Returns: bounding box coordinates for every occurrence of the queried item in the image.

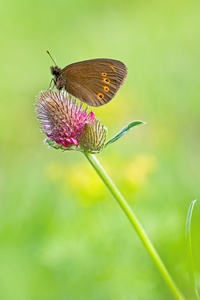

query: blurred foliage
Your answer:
[0,0,200,299]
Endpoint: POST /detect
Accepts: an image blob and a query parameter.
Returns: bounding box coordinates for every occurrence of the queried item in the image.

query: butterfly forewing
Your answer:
[51,58,128,107]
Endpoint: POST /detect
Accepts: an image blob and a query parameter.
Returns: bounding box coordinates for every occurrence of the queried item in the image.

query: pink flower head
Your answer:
[35,90,107,153]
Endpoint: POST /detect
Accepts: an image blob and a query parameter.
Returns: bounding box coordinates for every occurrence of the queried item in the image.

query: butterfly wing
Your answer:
[60,58,128,106]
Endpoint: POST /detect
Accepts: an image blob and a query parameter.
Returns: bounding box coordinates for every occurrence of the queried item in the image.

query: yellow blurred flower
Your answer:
[44,160,106,206]
[123,154,157,189]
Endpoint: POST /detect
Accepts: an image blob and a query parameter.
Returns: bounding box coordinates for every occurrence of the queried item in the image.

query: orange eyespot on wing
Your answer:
[97,93,105,100]
[103,86,109,92]
[103,77,110,84]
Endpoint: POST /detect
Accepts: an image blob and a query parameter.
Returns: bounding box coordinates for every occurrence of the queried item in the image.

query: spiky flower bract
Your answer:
[35,90,107,153]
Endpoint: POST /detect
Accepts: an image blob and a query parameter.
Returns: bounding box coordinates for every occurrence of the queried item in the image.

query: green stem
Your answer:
[84,153,185,300]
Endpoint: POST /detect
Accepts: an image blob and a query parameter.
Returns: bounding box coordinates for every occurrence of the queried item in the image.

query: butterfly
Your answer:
[48,51,128,107]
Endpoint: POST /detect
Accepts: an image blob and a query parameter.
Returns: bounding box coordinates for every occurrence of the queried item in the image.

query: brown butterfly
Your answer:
[47,51,128,107]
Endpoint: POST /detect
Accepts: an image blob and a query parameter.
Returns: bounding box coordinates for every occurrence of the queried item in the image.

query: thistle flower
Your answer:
[35,90,107,153]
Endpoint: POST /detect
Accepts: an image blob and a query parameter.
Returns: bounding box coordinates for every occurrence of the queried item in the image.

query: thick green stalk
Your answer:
[84,153,185,300]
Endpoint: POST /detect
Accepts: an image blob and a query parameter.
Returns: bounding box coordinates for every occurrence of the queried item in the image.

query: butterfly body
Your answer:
[50,58,128,107]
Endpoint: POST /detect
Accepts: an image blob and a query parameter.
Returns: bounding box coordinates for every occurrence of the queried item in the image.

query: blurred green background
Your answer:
[0,0,200,299]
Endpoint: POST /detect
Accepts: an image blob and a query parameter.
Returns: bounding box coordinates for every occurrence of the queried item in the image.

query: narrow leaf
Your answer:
[186,199,199,299]
[105,120,145,148]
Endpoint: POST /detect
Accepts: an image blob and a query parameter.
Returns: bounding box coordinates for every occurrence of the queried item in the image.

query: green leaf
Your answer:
[186,199,199,299]
[105,120,145,148]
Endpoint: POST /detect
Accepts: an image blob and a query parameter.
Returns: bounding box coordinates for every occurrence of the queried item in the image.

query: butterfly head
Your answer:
[50,66,63,90]
[50,66,62,76]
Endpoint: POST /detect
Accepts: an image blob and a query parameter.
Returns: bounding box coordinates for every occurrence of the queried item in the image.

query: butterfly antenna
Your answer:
[46,50,57,65]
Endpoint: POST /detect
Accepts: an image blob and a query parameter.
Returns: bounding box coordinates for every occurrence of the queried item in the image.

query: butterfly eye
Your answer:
[97,93,104,100]
[103,86,109,92]
[103,78,110,84]
[101,72,107,77]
